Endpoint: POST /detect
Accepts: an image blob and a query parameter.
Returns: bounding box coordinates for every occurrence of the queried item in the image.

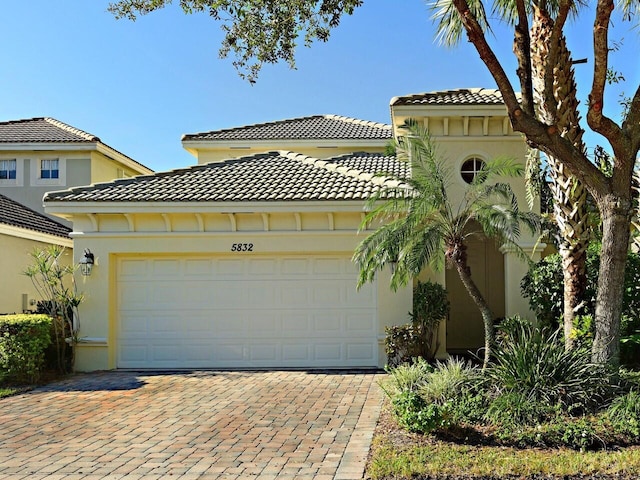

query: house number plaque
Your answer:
[230,243,254,252]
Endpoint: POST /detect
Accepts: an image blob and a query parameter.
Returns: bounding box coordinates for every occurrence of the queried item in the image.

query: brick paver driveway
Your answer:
[0,370,383,479]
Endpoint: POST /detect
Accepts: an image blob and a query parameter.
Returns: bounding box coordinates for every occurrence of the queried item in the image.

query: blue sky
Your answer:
[1,1,638,172]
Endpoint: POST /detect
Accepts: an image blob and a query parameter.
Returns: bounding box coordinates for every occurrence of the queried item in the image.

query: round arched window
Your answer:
[460,157,486,184]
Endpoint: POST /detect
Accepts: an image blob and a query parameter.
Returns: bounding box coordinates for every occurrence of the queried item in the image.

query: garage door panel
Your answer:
[347,343,375,360]
[281,258,310,275]
[346,313,377,334]
[117,255,378,368]
[152,343,181,362]
[216,344,245,361]
[249,344,278,361]
[120,259,149,278]
[249,258,278,275]
[312,258,343,275]
[282,344,309,361]
[312,281,345,304]
[185,259,213,277]
[313,313,342,333]
[217,258,246,275]
[315,343,342,361]
[151,259,182,277]
[282,312,311,335]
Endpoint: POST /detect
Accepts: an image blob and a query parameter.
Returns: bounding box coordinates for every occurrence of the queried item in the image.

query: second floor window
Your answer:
[0,159,16,179]
[41,159,59,179]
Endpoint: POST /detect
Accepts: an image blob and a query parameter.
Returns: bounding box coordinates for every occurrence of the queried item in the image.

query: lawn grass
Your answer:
[368,435,640,479]
[0,386,26,398]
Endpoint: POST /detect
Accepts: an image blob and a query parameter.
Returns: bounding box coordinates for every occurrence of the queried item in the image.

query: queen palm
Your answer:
[354,121,539,367]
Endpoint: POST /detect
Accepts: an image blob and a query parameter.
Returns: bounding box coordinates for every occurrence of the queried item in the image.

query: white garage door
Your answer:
[117,255,378,369]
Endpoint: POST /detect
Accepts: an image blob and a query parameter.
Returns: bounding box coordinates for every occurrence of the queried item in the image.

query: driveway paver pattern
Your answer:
[0,370,383,479]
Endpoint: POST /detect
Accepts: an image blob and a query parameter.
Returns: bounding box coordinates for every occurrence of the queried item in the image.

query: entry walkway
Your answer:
[0,370,383,479]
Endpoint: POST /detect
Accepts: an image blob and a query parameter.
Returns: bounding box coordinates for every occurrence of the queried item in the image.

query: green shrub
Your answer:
[607,389,640,438]
[417,358,486,426]
[391,390,444,433]
[521,244,640,364]
[485,391,558,427]
[381,357,432,397]
[419,357,481,405]
[486,318,612,413]
[0,314,52,384]
[385,281,449,366]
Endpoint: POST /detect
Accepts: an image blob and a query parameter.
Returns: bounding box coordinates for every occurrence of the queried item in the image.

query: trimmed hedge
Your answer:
[0,314,52,384]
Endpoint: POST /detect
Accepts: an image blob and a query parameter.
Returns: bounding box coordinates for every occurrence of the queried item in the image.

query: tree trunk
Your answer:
[452,257,494,368]
[592,198,632,365]
[530,6,589,347]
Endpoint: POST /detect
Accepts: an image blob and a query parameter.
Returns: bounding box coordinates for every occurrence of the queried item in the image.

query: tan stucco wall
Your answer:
[90,151,143,183]
[67,211,411,371]
[0,149,146,228]
[0,234,73,314]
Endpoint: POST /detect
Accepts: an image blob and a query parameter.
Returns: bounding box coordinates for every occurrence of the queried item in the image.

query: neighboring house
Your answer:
[0,117,154,226]
[44,88,540,371]
[0,194,72,314]
[0,117,152,319]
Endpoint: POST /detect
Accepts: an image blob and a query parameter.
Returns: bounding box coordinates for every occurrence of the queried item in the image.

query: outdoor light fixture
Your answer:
[79,249,95,276]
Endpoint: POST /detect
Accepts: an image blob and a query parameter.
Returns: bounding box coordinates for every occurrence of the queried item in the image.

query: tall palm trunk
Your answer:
[449,242,494,368]
[530,5,589,347]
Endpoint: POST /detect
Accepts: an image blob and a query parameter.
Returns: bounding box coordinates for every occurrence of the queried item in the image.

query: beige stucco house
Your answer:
[44,88,540,371]
[0,194,72,314]
[0,117,153,315]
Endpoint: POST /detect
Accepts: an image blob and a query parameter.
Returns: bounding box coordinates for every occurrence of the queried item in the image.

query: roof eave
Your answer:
[95,143,154,175]
[0,142,97,152]
[44,200,369,215]
[181,138,390,151]
[390,103,509,118]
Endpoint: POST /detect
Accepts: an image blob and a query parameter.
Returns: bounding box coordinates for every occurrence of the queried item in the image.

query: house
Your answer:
[44,88,540,371]
[0,117,154,226]
[0,194,72,314]
[0,117,152,316]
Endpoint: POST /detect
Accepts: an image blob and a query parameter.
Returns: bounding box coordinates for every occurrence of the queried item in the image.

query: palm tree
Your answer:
[353,121,539,367]
[529,2,590,348]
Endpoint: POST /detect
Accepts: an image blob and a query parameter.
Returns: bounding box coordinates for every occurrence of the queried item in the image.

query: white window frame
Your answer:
[31,157,66,186]
[459,156,487,184]
[0,157,24,187]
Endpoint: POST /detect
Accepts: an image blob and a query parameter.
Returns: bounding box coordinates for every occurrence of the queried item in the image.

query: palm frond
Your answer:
[429,0,492,47]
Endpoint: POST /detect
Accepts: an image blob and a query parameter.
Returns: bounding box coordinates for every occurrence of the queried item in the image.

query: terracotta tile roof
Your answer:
[391,88,506,106]
[182,115,392,141]
[44,151,406,203]
[0,194,71,238]
[0,117,99,143]
[325,152,409,178]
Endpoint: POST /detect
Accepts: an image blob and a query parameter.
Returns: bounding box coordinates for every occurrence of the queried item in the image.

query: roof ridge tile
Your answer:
[323,114,392,131]
[42,117,100,142]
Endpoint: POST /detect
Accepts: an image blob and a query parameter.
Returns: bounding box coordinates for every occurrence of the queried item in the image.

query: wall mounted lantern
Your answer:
[79,249,95,276]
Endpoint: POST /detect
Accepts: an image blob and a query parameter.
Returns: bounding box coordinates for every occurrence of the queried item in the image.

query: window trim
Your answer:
[0,158,24,186]
[31,157,66,186]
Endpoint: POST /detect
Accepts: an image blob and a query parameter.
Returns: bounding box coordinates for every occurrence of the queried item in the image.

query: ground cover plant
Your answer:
[370,317,640,479]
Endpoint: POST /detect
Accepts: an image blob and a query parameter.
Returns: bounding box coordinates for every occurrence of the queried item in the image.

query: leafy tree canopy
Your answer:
[108,0,363,82]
